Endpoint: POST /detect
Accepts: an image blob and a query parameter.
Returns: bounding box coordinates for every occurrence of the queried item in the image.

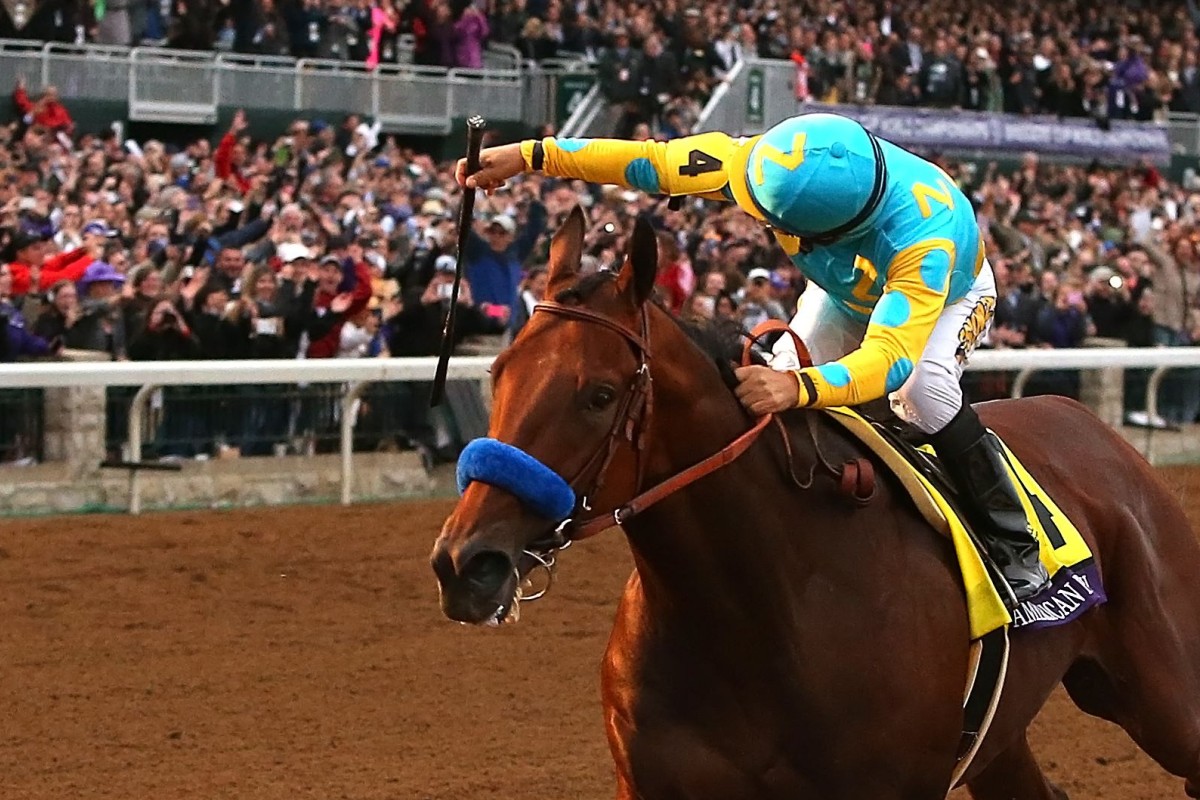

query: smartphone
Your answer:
[436,282,453,300]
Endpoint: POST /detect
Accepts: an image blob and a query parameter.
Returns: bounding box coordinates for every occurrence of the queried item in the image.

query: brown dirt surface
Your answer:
[2,466,1200,800]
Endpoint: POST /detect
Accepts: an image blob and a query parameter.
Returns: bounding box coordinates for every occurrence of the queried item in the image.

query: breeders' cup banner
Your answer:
[1011,560,1105,631]
[821,104,1172,165]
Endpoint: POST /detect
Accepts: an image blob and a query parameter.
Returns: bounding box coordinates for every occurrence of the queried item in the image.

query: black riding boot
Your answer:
[931,405,1051,604]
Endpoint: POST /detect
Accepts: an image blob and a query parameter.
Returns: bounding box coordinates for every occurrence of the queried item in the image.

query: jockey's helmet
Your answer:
[727,112,887,246]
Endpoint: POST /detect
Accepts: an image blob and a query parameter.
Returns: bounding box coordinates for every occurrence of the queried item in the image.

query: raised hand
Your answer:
[455,143,526,193]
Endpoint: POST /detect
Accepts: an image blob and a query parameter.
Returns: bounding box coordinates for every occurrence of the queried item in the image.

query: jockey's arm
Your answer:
[791,240,953,409]
[519,133,738,202]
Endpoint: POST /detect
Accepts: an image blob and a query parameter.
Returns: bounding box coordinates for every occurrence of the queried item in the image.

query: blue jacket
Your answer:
[464,202,547,309]
[1,301,51,361]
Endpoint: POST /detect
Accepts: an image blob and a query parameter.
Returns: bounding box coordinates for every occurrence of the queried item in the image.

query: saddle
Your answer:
[745,322,1106,794]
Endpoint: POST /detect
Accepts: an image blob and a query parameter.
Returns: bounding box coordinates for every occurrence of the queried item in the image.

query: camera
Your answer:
[603,222,616,234]
[255,317,279,336]
[436,282,453,300]
[1109,275,1123,290]
[182,266,195,280]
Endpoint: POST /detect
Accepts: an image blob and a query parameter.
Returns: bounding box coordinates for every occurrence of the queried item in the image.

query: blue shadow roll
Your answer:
[456,438,576,521]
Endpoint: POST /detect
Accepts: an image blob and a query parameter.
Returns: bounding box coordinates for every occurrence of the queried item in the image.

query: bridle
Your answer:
[507,300,876,603]
[514,299,774,597]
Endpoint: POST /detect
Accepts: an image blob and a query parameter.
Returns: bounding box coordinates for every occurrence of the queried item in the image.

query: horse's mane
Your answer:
[553,270,759,392]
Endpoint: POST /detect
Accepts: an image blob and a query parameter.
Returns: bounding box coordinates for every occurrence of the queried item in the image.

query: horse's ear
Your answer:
[547,205,586,286]
[618,215,658,306]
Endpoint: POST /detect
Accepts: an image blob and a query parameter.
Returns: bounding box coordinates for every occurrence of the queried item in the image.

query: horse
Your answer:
[431,207,1200,799]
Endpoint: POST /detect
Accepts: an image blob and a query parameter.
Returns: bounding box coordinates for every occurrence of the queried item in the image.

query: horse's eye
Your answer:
[589,384,618,410]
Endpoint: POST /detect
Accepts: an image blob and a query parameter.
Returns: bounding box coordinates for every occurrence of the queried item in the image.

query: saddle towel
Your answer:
[825,406,1106,640]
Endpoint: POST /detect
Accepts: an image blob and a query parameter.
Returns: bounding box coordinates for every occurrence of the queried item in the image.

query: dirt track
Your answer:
[2,467,1199,800]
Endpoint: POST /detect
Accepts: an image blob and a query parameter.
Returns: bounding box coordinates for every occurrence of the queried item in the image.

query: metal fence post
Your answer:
[340,381,371,505]
[126,383,158,515]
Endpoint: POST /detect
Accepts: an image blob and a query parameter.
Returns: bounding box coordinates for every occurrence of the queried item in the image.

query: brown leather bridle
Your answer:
[531,300,774,544]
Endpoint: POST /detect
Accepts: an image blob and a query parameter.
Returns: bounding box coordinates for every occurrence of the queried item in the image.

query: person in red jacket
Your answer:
[12,78,74,135]
[303,255,372,359]
[215,109,253,195]
[5,228,93,299]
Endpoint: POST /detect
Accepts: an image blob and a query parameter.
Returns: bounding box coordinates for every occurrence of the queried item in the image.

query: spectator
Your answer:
[69,261,128,359]
[127,298,206,459]
[653,229,692,315]
[6,224,93,301]
[451,0,489,69]
[507,264,546,339]
[1171,49,1200,113]
[1030,284,1092,349]
[464,194,546,313]
[597,28,645,137]
[640,35,680,127]
[389,257,504,356]
[366,0,399,69]
[214,110,253,195]
[1084,265,1142,339]
[738,267,789,332]
[95,0,133,45]
[12,79,74,136]
[920,35,965,108]
[124,264,165,342]
[517,17,557,62]
[32,279,80,343]
[0,263,55,360]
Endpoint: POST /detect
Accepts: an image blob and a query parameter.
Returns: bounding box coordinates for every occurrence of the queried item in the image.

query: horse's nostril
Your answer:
[461,550,514,598]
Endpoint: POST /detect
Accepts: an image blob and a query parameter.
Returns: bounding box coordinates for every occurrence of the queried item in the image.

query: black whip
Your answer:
[430,115,487,408]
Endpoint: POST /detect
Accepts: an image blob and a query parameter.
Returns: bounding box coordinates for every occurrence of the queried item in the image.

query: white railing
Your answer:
[0,39,594,130]
[1,347,1198,513]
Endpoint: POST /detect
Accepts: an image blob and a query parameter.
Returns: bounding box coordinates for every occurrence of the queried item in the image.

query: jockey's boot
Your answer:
[932,404,1051,605]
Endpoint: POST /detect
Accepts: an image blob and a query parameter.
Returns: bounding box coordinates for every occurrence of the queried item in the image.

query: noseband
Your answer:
[530,300,773,547]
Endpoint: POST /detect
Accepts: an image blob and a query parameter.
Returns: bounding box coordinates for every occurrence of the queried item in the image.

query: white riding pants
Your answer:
[771,262,998,435]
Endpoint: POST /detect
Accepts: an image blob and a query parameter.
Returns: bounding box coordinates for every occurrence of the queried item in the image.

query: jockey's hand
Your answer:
[734,366,802,416]
[456,143,525,193]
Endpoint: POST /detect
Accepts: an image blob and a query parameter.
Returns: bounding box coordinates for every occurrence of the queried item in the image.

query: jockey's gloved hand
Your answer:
[456,143,525,193]
[734,366,807,416]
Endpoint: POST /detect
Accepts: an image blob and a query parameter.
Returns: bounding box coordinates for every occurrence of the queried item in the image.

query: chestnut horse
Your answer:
[431,209,1200,799]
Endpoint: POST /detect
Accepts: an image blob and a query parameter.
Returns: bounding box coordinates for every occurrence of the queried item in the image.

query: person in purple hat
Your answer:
[70,261,127,359]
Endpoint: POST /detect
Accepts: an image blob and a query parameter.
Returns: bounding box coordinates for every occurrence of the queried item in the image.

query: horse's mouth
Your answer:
[434,535,561,627]
[484,585,523,627]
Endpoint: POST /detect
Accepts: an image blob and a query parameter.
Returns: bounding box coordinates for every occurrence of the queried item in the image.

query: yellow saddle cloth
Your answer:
[824,407,1105,640]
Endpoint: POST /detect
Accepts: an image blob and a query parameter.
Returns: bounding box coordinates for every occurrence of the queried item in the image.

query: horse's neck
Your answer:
[623,377,839,618]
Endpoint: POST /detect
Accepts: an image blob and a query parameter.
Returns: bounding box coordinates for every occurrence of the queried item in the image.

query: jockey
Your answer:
[456,111,1050,603]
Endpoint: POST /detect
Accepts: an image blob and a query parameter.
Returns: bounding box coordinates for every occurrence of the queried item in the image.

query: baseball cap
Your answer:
[277,242,312,263]
[83,219,118,238]
[434,254,457,273]
[747,267,772,283]
[1090,266,1117,284]
[421,198,447,216]
[78,261,126,289]
[489,215,517,234]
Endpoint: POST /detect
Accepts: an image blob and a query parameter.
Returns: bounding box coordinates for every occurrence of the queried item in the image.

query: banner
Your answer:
[817,103,1172,165]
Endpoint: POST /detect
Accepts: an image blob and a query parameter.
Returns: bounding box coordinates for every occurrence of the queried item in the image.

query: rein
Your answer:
[514,304,876,598]
[533,299,775,542]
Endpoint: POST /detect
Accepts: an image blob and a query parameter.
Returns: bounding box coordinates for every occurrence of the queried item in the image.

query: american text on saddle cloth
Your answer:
[826,406,1106,640]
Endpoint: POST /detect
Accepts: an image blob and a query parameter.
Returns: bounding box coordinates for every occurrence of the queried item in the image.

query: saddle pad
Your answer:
[824,406,1106,640]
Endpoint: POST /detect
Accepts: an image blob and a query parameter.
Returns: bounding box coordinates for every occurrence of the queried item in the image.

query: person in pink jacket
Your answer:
[365,0,398,70]
[451,0,489,69]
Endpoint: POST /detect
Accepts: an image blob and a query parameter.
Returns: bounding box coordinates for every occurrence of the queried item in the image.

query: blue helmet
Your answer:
[727,113,886,244]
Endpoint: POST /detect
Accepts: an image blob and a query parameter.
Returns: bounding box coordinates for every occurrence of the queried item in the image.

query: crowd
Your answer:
[12,0,1200,125]
[2,42,1200,463]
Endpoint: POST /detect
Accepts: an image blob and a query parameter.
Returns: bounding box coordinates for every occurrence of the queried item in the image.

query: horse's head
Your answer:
[431,206,742,625]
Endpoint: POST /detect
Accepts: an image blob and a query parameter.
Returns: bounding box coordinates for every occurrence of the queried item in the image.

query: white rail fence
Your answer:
[1,348,1198,513]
